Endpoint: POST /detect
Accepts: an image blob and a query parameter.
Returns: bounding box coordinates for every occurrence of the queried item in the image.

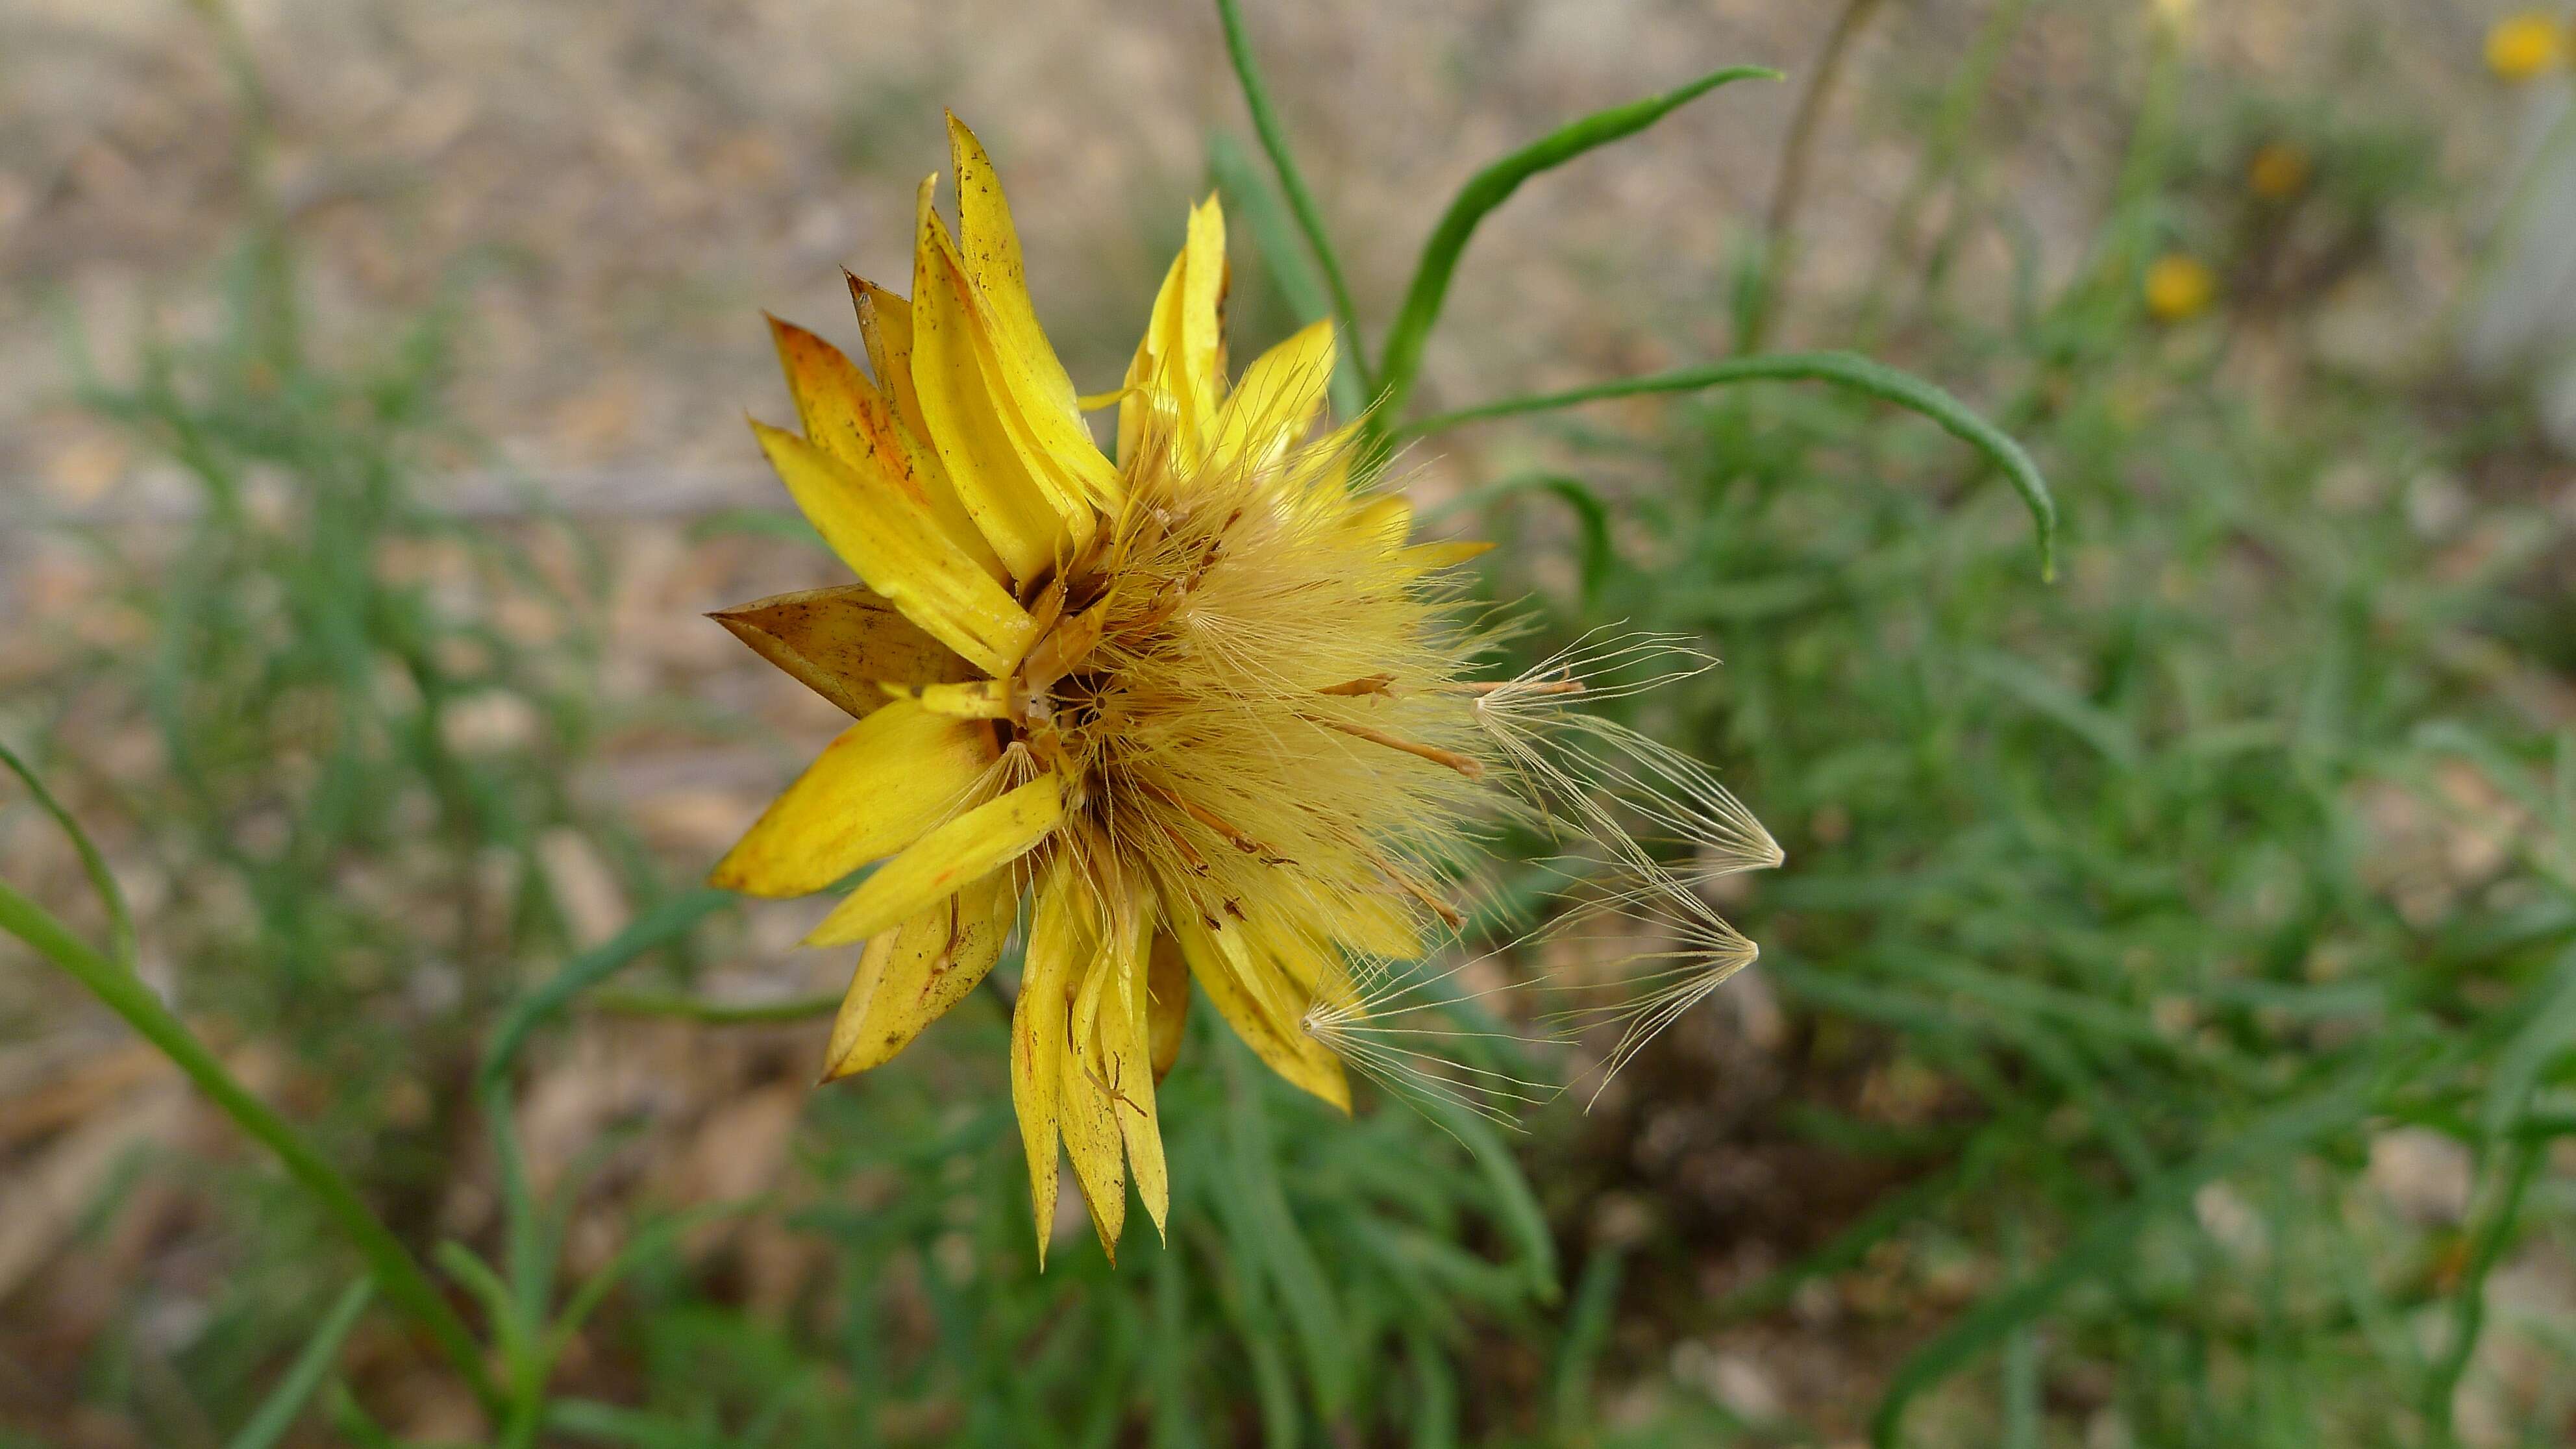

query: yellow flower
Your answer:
[2487,12,2565,82]
[709,116,1772,1264]
[2245,142,2312,201]
[2144,254,2217,322]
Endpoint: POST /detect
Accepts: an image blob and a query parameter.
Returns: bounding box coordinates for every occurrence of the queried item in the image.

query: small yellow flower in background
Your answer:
[2246,142,2312,201]
[709,116,1775,1264]
[2144,254,2218,322]
[2486,12,2566,82]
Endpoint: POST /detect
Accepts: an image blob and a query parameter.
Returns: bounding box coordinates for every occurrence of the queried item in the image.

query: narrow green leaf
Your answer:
[1549,1248,1625,1436]
[478,887,732,1089]
[1400,350,2058,580]
[227,1279,374,1449]
[1405,1322,1460,1449]
[1421,1097,1558,1302]
[1214,0,1371,393]
[586,987,841,1024]
[1222,1037,1354,1416]
[1372,64,1782,432]
[2480,943,2576,1145]
[0,876,500,1413]
[0,738,137,969]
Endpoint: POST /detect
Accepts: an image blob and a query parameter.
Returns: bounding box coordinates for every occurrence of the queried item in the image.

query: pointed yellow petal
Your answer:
[1165,900,1350,1113]
[712,585,972,719]
[1304,876,1424,963]
[1343,493,1413,551]
[1059,949,1128,1258]
[1396,539,1495,573]
[1145,931,1190,1084]
[911,180,1084,582]
[947,118,1076,408]
[1280,421,1365,503]
[710,699,997,898]
[945,119,1127,518]
[1014,854,1091,1266]
[806,774,1062,946]
[1119,197,1228,466]
[769,314,1005,582]
[821,869,1017,1079]
[750,421,1034,676]
[1204,319,1334,477]
[1176,198,1229,420]
[847,274,935,449]
[1100,903,1168,1239]
[884,678,1011,720]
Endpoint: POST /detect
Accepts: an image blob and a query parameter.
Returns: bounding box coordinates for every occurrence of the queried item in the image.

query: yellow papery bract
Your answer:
[767,315,1004,582]
[891,679,1011,719]
[1069,887,1166,1242]
[1204,319,1335,477]
[946,116,1080,417]
[1013,852,1092,1266]
[709,584,971,721]
[1120,197,1228,467]
[911,180,1084,582]
[749,421,1034,677]
[947,117,1126,517]
[805,774,1063,947]
[1343,493,1413,551]
[848,275,940,453]
[821,869,1015,1080]
[1145,932,1190,1082]
[1059,932,1128,1257]
[1166,902,1351,1114]
[1396,539,1496,573]
[709,698,996,898]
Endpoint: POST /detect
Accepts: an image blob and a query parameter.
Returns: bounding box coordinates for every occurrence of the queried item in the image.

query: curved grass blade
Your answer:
[1398,350,2059,580]
[1419,472,1614,606]
[1214,0,1371,394]
[1370,64,1782,433]
[227,1278,375,1449]
[0,738,137,969]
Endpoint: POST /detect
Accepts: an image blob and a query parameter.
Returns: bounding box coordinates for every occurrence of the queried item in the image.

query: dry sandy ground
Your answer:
[1,0,2502,513]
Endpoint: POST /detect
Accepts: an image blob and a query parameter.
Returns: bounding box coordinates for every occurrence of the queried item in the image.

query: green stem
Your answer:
[2422,1138,2546,1448]
[0,879,499,1414]
[1214,0,1372,394]
[1398,349,2057,580]
[1369,64,1781,445]
[588,987,841,1025]
[1751,0,1888,351]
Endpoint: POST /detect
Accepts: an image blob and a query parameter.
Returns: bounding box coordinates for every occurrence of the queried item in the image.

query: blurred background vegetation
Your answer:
[4,0,2575,1445]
